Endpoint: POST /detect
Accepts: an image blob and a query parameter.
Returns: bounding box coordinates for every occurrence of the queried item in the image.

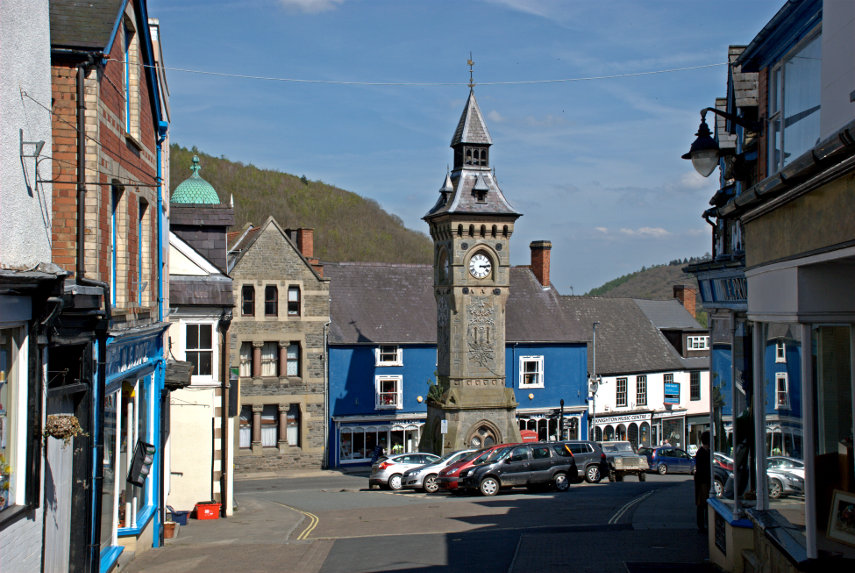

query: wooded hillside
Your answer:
[169,145,432,264]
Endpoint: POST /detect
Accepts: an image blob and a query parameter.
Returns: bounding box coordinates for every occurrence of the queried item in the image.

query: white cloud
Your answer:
[619,227,670,238]
[277,0,345,13]
[679,170,713,190]
[595,226,609,234]
[487,110,504,123]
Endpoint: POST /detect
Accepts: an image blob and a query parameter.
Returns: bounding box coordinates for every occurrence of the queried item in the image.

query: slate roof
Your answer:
[169,276,233,307]
[634,299,706,332]
[50,0,125,51]
[424,170,521,219]
[561,297,686,376]
[325,263,586,346]
[451,90,492,146]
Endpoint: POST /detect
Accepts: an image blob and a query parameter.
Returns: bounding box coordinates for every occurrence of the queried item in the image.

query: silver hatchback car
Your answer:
[402,449,477,493]
[369,452,441,490]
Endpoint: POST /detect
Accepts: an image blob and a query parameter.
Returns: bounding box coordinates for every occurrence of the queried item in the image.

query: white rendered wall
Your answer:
[820,0,855,138]
[0,0,52,269]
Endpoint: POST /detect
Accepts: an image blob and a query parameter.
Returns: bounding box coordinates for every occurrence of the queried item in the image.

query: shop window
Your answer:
[375,375,402,409]
[0,327,38,515]
[239,405,251,449]
[519,356,544,388]
[767,31,821,175]
[286,343,300,377]
[186,323,213,378]
[118,377,150,530]
[287,286,301,316]
[261,342,278,377]
[636,375,647,406]
[239,342,252,378]
[286,405,300,446]
[690,371,701,401]
[264,285,278,316]
[616,377,627,407]
[375,345,402,367]
[260,405,278,447]
[241,285,255,316]
[101,391,119,550]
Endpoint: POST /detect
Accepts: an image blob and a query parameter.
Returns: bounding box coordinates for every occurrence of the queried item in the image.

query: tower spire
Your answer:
[467,53,475,91]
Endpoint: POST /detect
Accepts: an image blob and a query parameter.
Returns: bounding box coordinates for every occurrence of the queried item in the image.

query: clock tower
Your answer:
[420,84,522,453]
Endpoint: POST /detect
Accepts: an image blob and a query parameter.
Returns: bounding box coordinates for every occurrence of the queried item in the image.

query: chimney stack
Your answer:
[530,240,552,287]
[295,228,314,259]
[673,284,697,318]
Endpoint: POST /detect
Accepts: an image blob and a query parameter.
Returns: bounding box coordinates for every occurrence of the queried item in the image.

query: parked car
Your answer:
[437,445,509,493]
[459,442,577,496]
[369,452,441,490]
[713,452,734,472]
[598,441,648,481]
[713,464,731,497]
[561,440,609,483]
[767,457,805,499]
[402,449,476,493]
[640,446,696,475]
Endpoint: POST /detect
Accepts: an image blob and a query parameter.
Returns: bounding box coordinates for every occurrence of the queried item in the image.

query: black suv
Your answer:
[459,442,577,496]
[561,440,610,483]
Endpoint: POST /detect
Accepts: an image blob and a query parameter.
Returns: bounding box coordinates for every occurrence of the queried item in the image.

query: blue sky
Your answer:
[149,0,782,294]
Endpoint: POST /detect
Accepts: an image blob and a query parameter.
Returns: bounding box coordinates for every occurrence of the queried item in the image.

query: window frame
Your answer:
[636,375,647,406]
[184,322,215,383]
[241,285,255,317]
[687,335,709,351]
[775,372,790,409]
[375,345,403,367]
[518,355,545,389]
[776,341,786,363]
[285,343,300,377]
[690,371,701,401]
[375,375,403,409]
[264,285,278,317]
[287,286,301,317]
[616,377,628,407]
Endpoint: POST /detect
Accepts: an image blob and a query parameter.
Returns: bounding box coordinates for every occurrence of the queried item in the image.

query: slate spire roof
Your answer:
[451,89,492,146]
[425,89,520,221]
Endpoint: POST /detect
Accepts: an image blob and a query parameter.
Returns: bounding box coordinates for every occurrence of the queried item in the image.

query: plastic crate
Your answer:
[167,505,189,526]
[194,502,221,520]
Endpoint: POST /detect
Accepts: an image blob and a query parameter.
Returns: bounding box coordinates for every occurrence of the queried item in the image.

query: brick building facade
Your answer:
[228,219,330,471]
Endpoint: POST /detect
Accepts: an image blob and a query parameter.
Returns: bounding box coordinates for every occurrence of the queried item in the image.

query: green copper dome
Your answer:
[171,156,221,204]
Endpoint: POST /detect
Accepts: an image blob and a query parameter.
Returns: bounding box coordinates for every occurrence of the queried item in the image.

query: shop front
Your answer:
[593,413,652,449]
[334,415,425,466]
[100,324,167,570]
[517,408,585,442]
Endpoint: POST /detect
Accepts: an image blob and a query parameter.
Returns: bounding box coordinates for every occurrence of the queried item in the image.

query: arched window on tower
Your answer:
[480,225,486,237]
[469,224,475,236]
[491,225,497,237]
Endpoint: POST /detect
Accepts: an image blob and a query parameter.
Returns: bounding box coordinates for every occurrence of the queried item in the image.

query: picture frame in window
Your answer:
[827,489,855,547]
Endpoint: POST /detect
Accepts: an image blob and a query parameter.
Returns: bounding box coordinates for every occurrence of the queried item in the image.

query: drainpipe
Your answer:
[154,120,168,546]
[323,320,331,469]
[219,310,233,515]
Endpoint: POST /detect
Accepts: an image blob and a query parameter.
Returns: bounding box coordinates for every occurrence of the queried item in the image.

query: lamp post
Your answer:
[559,399,564,440]
[682,107,762,178]
[589,321,600,441]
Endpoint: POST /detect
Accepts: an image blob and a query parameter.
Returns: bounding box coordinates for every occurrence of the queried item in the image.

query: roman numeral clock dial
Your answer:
[468,253,491,279]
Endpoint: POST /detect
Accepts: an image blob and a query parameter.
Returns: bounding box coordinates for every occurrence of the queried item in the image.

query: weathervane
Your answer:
[467,52,475,90]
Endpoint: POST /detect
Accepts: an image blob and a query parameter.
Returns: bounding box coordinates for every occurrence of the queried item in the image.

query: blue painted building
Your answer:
[325,260,589,467]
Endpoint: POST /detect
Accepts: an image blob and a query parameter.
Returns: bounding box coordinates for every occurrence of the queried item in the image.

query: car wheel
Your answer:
[479,476,500,496]
[638,472,646,482]
[553,472,570,492]
[585,465,602,483]
[714,478,724,497]
[769,478,783,499]
[423,474,439,494]
[657,464,668,475]
[388,474,403,491]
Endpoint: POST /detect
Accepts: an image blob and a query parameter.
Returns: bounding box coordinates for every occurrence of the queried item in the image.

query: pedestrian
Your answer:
[370,441,386,465]
[694,430,711,532]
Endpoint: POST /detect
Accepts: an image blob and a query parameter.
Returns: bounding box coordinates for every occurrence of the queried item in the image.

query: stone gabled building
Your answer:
[228,218,330,471]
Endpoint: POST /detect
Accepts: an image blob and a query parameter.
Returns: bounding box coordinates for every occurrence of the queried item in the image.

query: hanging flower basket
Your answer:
[43,414,88,444]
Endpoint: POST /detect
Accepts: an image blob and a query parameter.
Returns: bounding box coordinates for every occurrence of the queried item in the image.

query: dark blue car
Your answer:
[638,446,696,475]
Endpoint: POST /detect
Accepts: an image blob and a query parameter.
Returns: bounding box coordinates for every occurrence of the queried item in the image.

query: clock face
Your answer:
[468,253,491,279]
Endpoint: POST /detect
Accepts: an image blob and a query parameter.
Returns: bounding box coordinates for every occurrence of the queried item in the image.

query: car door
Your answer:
[527,445,554,484]
[498,445,531,486]
[674,449,693,473]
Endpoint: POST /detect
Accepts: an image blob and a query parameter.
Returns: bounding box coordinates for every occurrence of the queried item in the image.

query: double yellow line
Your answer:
[273,501,320,540]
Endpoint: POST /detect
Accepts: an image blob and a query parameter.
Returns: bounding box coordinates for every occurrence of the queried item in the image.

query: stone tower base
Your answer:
[420,402,522,454]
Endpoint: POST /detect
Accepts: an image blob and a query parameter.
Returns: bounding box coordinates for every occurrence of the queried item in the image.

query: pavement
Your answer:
[120,470,713,573]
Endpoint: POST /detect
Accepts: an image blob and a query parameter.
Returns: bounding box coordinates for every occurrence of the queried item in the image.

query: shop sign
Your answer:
[106,335,159,381]
[664,382,680,405]
[595,413,651,425]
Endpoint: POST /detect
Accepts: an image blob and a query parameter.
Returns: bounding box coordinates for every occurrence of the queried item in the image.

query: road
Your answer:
[122,471,712,573]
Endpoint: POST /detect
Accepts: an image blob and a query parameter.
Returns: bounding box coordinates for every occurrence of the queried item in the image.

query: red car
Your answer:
[436,444,516,492]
